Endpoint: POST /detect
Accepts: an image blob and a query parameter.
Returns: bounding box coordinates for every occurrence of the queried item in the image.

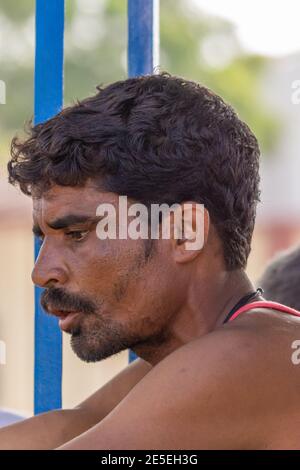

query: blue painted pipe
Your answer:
[128,0,159,77]
[34,0,65,414]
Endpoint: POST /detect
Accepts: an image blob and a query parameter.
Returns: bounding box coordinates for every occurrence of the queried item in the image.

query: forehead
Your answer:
[32,182,118,221]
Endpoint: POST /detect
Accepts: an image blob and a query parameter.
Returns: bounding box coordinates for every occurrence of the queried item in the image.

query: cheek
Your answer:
[68,235,145,297]
[139,250,186,318]
[121,255,174,317]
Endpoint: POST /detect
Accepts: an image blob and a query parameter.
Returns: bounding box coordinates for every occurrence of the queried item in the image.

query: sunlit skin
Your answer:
[31,179,258,366]
[2,180,300,449]
[4,68,300,448]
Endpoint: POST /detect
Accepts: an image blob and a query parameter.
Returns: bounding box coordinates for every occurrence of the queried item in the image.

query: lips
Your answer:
[58,312,80,332]
[46,306,81,333]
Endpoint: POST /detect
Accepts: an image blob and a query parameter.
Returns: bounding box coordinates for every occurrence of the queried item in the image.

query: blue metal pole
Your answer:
[34,0,65,414]
[128,0,159,77]
[127,0,160,362]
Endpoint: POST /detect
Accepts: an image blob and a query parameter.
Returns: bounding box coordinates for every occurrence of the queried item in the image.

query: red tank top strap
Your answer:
[228,300,300,322]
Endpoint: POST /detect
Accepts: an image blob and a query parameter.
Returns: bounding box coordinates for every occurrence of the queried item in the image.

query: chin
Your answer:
[70,333,128,363]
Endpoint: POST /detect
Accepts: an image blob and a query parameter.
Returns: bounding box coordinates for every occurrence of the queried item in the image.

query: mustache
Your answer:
[41,287,97,315]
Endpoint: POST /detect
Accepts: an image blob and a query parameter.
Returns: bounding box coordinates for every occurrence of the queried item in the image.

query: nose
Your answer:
[31,239,68,288]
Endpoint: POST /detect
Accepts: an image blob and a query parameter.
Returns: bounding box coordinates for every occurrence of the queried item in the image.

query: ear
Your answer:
[169,202,210,264]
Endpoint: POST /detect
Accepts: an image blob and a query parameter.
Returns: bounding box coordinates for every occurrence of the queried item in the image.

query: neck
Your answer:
[135,269,259,366]
[214,270,263,326]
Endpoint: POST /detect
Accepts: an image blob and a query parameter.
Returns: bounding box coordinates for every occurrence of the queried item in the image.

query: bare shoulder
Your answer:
[60,326,278,449]
[138,322,300,449]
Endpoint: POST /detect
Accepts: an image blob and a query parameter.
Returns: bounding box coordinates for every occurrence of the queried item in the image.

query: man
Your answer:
[1,72,300,450]
[259,245,300,310]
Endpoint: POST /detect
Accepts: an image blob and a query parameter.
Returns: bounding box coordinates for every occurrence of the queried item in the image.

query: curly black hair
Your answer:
[8,72,261,270]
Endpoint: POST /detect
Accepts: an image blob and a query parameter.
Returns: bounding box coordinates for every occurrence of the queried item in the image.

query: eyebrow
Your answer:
[32,214,100,235]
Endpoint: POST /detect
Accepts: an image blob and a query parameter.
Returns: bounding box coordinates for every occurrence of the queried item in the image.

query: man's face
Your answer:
[31,181,185,362]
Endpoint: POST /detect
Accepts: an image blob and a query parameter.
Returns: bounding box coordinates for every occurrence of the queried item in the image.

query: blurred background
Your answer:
[0,0,300,417]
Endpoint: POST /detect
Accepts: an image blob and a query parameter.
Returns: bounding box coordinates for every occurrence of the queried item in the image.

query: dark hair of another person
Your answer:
[259,245,300,311]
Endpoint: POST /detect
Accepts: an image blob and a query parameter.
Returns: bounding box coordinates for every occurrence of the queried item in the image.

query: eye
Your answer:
[65,230,89,242]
